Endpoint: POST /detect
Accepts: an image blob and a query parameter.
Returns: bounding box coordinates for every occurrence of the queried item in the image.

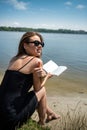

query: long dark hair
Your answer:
[15,32,44,57]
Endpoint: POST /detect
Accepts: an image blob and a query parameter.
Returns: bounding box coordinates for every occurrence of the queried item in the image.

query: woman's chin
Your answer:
[36,53,41,57]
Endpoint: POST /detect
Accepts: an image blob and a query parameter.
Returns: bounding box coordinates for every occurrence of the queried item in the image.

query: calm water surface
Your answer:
[0,31,87,96]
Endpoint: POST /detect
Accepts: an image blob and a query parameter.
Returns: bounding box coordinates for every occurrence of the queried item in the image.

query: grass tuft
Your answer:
[17,102,87,130]
[17,119,50,130]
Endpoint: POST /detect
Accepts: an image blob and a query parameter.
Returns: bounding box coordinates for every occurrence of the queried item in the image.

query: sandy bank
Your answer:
[32,95,87,130]
[0,73,87,130]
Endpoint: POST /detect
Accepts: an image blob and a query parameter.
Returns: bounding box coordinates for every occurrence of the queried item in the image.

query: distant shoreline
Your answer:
[0,26,87,34]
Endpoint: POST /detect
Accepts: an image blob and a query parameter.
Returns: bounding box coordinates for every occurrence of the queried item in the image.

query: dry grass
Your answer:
[17,101,87,130]
[48,101,87,130]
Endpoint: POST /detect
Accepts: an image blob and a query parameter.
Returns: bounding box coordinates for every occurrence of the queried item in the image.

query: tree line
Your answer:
[0,26,87,34]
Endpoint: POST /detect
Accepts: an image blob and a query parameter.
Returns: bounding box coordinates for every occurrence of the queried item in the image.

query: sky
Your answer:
[0,0,87,31]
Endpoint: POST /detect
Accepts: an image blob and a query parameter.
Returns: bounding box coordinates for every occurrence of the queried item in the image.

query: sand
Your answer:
[32,95,87,130]
[0,74,87,130]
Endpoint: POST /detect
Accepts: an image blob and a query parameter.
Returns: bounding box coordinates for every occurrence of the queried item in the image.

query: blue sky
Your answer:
[0,0,87,31]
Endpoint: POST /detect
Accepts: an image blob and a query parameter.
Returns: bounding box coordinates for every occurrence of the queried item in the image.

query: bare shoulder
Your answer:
[8,57,17,67]
[33,57,43,67]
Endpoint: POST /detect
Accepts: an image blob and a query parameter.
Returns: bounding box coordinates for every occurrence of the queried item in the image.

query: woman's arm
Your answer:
[41,73,52,86]
[33,58,52,91]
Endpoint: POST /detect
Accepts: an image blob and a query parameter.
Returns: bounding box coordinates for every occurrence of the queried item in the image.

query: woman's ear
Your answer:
[24,43,27,50]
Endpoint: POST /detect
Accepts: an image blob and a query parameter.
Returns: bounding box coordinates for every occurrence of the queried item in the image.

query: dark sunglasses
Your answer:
[28,40,44,47]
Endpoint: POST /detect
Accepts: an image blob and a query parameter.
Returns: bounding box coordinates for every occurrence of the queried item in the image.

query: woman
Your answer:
[0,32,60,130]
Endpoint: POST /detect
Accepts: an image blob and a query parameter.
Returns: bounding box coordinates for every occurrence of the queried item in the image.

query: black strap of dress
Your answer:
[18,57,35,71]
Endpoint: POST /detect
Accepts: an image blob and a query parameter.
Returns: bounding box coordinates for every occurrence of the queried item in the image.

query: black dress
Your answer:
[0,58,38,130]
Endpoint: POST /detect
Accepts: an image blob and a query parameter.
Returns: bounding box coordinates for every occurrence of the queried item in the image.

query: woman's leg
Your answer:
[35,87,60,124]
[46,106,60,122]
[33,67,60,124]
[35,87,47,125]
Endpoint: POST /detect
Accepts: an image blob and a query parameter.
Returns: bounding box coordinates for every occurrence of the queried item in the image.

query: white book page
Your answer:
[43,60,58,73]
[52,66,67,76]
[43,60,67,76]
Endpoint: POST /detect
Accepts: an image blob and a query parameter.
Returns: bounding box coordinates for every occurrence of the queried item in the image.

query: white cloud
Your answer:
[33,23,57,29]
[76,4,85,9]
[13,22,20,26]
[0,21,21,27]
[65,1,72,6]
[9,0,28,10]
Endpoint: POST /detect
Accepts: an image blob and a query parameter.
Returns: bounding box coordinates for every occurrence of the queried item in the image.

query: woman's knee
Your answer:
[35,87,46,102]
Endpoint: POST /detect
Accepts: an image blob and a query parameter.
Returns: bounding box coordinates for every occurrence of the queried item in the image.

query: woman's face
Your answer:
[24,35,43,57]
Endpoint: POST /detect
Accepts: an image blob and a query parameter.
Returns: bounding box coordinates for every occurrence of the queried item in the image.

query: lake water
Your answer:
[0,31,87,96]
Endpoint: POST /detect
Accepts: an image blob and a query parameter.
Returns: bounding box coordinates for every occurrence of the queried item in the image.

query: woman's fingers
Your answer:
[34,68,47,78]
[37,61,42,67]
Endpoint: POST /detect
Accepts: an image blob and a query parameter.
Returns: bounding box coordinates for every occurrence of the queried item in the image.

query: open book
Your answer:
[43,60,67,76]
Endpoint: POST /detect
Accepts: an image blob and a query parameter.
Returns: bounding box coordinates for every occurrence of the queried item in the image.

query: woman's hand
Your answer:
[33,60,53,91]
[41,73,53,86]
[34,67,47,78]
[33,67,53,86]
